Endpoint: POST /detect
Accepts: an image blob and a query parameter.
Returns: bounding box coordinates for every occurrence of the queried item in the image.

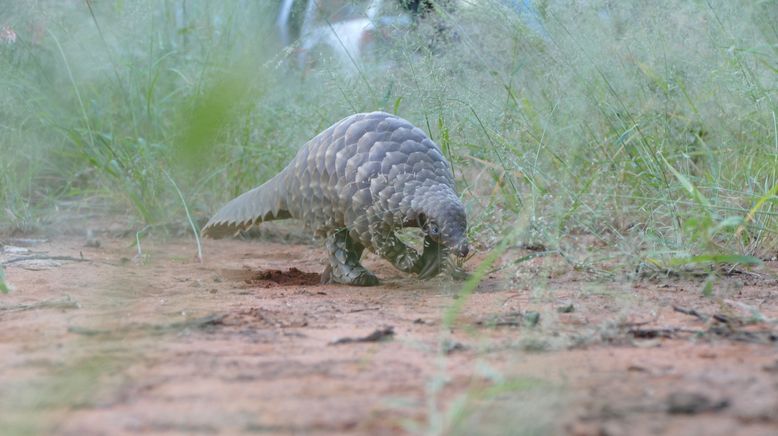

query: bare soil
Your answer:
[1,228,777,435]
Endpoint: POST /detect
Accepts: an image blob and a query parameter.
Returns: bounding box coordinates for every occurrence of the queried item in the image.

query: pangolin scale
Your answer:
[202,111,469,285]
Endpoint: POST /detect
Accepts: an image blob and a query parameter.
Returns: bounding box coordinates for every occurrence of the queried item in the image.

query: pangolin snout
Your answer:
[453,240,469,258]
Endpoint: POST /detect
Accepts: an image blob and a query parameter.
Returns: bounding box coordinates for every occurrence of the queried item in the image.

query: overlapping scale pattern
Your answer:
[203,111,465,260]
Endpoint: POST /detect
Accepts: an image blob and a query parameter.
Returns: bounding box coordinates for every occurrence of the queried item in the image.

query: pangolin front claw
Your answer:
[415,237,447,279]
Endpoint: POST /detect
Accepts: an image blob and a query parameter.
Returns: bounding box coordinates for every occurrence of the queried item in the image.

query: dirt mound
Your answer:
[221,267,321,287]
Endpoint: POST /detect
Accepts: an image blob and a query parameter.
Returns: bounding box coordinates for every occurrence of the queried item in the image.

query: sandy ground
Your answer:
[1,229,777,435]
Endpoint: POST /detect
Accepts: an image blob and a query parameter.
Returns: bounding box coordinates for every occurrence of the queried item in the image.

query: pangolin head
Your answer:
[418,192,469,258]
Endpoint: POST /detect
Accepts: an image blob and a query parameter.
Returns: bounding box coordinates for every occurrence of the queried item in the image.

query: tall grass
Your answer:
[1,0,776,272]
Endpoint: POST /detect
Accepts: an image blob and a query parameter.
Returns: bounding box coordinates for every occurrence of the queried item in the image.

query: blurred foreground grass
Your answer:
[0,0,776,274]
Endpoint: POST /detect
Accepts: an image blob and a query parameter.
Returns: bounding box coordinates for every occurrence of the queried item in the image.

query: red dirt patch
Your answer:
[1,235,777,435]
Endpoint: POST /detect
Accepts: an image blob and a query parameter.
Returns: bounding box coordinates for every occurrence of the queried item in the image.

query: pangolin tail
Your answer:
[201,170,292,239]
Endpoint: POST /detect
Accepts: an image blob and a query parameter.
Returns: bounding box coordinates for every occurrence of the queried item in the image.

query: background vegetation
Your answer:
[1,0,776,276]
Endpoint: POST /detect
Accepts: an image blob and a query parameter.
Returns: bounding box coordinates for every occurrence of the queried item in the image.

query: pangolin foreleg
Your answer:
[372,233,459,280]
[416,237,448,279]
[417,236,471,281]
[372,232,423,274]
[322,229,379,286]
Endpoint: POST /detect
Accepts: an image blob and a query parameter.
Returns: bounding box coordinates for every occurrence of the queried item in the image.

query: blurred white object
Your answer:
[298,0,385,72]
[0,25,17,45]
[276,0,413,73]
[299,17,375,71]
[277,0,296,46]
[276,0,546,73]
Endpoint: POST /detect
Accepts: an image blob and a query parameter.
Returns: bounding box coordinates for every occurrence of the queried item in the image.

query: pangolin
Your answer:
[202,111,469,286]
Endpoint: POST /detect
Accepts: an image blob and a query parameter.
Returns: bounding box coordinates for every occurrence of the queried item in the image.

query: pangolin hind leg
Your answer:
[321,229,379,286]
